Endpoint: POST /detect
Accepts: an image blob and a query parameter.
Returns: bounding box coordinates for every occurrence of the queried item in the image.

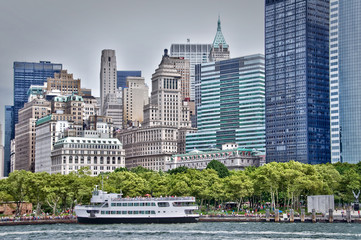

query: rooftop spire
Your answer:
[212,15,229,49]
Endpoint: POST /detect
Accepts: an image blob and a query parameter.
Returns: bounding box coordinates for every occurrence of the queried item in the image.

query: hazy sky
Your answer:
[0,0,264,133]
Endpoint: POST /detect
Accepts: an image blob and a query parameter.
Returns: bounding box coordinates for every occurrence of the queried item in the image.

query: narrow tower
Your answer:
[100,50,117,113]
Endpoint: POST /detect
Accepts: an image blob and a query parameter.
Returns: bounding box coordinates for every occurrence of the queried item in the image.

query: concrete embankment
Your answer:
[0,219,77,226]
[199,216,361,223]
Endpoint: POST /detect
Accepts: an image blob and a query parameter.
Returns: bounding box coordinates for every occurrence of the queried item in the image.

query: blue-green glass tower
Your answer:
[330,0,361,163]
[265,0,330,164]
[186,55,265,153]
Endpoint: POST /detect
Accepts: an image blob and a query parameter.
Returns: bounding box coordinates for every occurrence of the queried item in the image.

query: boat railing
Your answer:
[110,196,195,202]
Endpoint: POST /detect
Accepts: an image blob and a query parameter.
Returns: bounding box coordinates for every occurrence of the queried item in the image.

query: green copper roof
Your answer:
[36,114,52,126]
[212,16,229,49]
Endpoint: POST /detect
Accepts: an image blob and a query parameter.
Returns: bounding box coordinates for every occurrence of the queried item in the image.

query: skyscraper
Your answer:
[117,71,141,89]
[168,57,190,100]
[117,49,194,171]
[265,0,330,164]
[187,55,265,153]
[13,61,62,125]
[330,0,361,163]
[0,123,4,178]
[3,105,14,176]
[170,43,212,101]
[208,16,230,62]
[100,49,117,113]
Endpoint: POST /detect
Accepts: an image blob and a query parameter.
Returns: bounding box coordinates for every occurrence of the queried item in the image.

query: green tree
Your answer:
[225,171,254,212]
[5,170,32,216]
[167,166,189,175]
[27,172,50,215]
[206,160,230,178]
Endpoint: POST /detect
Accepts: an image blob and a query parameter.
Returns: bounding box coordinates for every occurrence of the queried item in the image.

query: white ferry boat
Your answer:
[75,186,199,224]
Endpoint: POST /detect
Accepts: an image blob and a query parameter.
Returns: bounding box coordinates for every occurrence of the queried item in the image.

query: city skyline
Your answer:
[0,0,264,132]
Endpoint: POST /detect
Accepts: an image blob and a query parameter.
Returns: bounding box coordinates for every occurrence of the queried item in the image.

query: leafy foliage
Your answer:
[206,160,230,178]
[1,161,361,216]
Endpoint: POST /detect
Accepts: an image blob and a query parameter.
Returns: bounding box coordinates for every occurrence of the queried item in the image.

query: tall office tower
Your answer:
[0,123,4,177]
[117,71,141,89]
[170,43,212,101]
[329,0,361,163]
[123,77,149,127]
[100,50,117,113]
[168,57,191,100]
[103,88,123,129]
[186,55,265,153]
[3,105,14,176]
[46,70,81,95]
[13,61,62,125]
[15,98,51,172]
[265,0,330,164]
[117,50,194,171]
[208,16,230,62]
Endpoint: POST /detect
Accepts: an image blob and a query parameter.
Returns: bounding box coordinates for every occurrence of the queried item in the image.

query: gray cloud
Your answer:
[0,0,264,135]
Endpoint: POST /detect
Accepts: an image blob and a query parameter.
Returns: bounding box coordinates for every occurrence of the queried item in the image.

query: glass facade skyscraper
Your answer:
[186,55,265,153]
[3,105,14,177]
[330,0,361,163]
[170,43,212,101]
[13,61,62,124]
[265,0,330,164]
[117,70,141,89]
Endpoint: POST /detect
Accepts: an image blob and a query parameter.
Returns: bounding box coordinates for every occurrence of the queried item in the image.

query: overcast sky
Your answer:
[0,0,264,134]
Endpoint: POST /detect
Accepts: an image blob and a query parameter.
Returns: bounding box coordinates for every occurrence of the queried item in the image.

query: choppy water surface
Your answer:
[1,222,361,240]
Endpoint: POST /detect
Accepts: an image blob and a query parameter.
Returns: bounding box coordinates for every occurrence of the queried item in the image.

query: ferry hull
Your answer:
[77,216,199,224]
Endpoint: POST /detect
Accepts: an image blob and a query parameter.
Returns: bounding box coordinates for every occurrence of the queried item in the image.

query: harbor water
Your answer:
[1,222,361,239]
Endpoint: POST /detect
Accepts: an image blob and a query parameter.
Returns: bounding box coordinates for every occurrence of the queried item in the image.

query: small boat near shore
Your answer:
[74,186,199,224]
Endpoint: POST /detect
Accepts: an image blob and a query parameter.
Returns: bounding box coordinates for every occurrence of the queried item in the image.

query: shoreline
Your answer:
[1,215,361,226]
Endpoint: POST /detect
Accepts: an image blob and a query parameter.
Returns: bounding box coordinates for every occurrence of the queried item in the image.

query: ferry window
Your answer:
[134,211,139,214]
[145,211,150,214]
[158,202,170,207]
[158,211,160,213]
[111,211,116,214]
[151,211,155,214]
[111,203,116,206]
[140,203,145,206]
[122,203,127,206]
[146,202,151,206]
[106,211,110,214]
[128,203,133,206]
[101,211,105,214]
[134,203,139,206]
[128,211,133,214]
[140,211,145,214]
[117,203,121,206]
[151,203,156,206]
[117,211,121,214]
[122,211,127,214]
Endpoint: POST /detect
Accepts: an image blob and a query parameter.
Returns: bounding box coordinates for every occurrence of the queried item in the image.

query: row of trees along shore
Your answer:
[1,160,361,216]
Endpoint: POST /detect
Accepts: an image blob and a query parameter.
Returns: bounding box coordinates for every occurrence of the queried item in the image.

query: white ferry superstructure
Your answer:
[75,186,199,224]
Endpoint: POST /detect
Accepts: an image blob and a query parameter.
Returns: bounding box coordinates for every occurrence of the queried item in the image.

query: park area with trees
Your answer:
[1,160,361,216]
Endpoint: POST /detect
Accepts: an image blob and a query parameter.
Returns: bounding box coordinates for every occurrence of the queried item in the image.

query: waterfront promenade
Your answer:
[1,211,361,225]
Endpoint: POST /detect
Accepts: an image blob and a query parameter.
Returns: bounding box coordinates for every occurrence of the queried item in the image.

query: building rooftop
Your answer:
[212,16,229,49]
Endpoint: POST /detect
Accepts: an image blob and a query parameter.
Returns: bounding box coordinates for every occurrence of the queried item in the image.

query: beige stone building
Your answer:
[51,94,84,125]
[46,70,81,95]
[117,49,195,171]
[15,98,51,172]
[168,57,190,101]
[123,77,149,127]
[51,131,125,176]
